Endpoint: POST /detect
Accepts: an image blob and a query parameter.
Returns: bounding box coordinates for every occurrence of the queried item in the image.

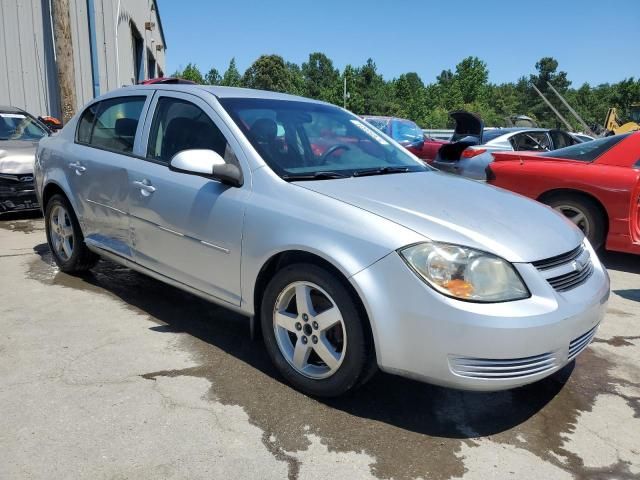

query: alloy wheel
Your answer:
[273,281,347,379]
[554,205,591,237]
[49,205,74,261]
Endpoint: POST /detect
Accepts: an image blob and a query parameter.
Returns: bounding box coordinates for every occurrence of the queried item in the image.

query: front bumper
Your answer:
[350,243,610,391]
[0,173,40,213]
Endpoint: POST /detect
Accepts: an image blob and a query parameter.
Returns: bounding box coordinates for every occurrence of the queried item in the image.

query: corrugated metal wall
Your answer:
[0,0,60,117]
[0,0,166,119]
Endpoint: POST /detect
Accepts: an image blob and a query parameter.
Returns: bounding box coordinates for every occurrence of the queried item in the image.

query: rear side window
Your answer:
[540,134,630,162]
[391,120,423,145]
[76,96,146,153]
[147,97,238,165]
[510,131,550,151]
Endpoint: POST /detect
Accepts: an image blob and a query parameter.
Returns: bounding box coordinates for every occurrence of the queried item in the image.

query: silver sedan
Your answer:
[35,85,609,397]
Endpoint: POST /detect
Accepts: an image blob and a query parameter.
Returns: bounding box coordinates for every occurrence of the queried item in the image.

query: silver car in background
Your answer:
[35,85,609,397]
[0,106,51,213]
[433,111,580,180]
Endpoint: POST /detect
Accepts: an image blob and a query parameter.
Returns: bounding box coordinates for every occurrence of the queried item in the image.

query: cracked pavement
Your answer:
[1,215,639,479]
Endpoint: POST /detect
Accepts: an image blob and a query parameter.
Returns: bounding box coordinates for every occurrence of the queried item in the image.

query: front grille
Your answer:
[568,324,598,361]
[0,174,35,193]
[533,244,594,292]
[449,352,557,379]
[547,262,594,292]
[532,245,583,271]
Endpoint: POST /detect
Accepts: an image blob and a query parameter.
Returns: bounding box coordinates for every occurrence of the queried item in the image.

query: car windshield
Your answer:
[0,112,47,141]
[220,98,429,179]
[539,133,629,162]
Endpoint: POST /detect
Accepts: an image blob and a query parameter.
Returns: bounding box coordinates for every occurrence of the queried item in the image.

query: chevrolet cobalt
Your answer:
[35,86,609,397]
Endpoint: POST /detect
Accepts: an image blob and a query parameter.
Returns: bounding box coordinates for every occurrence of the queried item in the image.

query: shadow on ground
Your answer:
[29,243,605,480]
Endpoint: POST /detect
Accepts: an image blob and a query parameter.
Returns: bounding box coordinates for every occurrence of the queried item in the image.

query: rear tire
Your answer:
[45,194,98,273]
[544,195,606,249]
[261,263,375,397]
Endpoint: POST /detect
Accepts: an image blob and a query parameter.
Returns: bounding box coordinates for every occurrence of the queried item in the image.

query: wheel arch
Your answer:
[252,249,378,362]
[537,188,610,235]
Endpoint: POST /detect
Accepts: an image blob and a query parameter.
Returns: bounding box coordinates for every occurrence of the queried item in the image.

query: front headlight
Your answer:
[399,242,530,302]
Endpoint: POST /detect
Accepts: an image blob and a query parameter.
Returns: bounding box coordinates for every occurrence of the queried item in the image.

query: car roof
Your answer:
[99,84,329,105]
[0,105,26,114]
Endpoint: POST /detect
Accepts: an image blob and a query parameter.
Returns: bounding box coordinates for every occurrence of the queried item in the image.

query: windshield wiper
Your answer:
[282,171,351,181]
[352,166,410,177]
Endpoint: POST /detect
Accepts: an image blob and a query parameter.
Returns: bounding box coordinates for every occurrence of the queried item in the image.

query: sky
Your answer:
[157,0,640,86]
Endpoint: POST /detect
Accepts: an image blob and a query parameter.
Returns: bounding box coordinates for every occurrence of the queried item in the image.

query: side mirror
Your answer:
[169,149,243,187]
[38,116,63,131]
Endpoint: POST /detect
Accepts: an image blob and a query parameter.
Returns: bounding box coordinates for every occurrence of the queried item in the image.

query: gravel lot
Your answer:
[1,214,639,480]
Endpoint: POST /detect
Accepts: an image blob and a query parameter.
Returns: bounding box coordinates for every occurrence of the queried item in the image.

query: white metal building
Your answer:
[0,0,167,118]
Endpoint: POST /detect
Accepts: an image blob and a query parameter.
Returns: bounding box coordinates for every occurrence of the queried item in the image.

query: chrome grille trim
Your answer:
[532,245,583,271]
[532,244,594,292]
[449,352,557,379]
[568,324,598,361]
[547,262,594,292]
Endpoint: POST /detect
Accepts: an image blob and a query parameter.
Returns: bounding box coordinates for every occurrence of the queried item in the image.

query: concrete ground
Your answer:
[1,214,638,480]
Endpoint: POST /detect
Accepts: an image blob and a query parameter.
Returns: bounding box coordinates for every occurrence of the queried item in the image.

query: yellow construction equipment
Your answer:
[604,104,640,135]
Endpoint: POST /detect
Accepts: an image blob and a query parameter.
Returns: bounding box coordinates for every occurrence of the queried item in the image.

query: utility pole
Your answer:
[531,83,574,132]
[51,0,76,123]
[343,76,347,109]
[546,82,597,137]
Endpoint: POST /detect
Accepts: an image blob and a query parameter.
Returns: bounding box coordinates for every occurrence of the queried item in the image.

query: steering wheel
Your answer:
[319,144,351,164]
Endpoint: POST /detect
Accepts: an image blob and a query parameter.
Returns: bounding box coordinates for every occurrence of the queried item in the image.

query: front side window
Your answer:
[77,96,145,153]
[540,133,630,162]
[220,98,428,178]
[147,97,238,165]
[0,112,47,141]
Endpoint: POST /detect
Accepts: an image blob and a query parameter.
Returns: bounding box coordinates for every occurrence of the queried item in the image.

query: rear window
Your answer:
[363,117,390,133]
[539,134,629,162]
[481,129,508,143]
[76,96,146,153]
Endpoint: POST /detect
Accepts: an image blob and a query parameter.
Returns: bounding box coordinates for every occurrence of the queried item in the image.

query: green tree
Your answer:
[286,61,305,96]
[179,63,204,84]
[221,58,242,87]
[454,56,489,104]
[242,54,293,92]
[205,67,222,85]
[301,52,341,104]
[393,72,427,124]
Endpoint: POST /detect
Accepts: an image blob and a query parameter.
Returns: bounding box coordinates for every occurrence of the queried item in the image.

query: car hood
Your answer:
[0,140,37,174]
[295,171,583,263]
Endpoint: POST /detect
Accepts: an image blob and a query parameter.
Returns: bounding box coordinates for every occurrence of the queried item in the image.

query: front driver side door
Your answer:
[127,92,250,306]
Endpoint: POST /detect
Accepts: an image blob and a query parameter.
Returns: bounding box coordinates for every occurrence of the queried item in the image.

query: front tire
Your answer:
[45,194,98,272]
[545,195,606,249]
[261,263,374,397]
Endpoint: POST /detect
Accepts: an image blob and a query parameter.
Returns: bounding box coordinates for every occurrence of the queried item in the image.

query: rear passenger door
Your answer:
[128,91,250,306]
[71,93,152,257]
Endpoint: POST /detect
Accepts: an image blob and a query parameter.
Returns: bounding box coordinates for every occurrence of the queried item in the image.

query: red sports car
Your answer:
[487,132,640,255]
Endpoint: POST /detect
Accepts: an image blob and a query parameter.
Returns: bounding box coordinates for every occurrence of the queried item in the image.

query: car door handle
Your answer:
[133,180,156,195]
[68,162,86,174]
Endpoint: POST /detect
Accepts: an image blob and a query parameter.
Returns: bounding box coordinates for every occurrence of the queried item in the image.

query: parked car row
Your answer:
[432,111,583,180]
[33,84,609,398]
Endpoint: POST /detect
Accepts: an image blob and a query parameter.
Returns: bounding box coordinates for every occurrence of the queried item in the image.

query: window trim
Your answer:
[74,94,149,156]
